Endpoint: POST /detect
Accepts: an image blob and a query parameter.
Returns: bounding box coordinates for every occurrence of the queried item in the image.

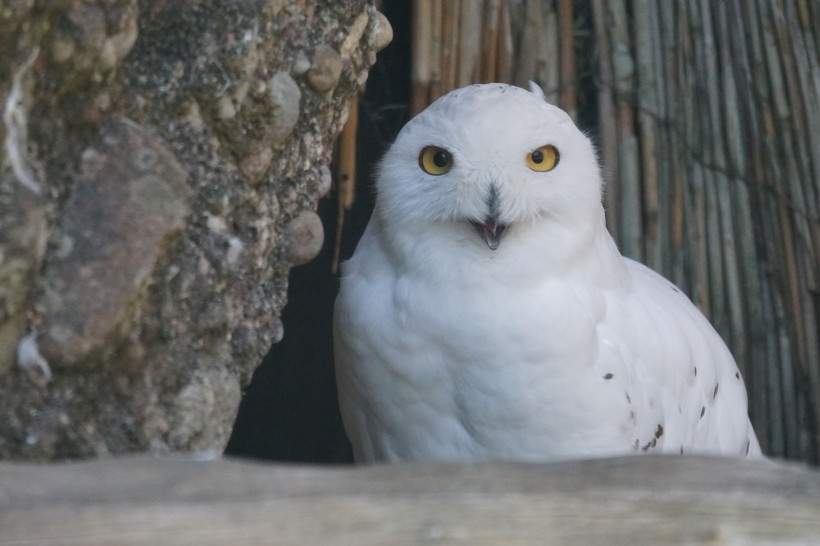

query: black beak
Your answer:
[471,218,508,250]
[471,184,508,250]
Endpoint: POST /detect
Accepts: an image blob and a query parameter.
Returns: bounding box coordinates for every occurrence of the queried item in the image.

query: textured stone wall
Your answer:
[0,0,391,460]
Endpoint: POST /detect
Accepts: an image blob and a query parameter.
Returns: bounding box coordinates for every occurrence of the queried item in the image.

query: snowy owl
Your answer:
[334,82,761,463]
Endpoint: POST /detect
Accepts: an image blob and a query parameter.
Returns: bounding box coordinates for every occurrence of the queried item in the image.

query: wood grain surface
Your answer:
[1,455,818,545]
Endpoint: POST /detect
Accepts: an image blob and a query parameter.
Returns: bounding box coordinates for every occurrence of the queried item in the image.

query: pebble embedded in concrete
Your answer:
[271,317,284,344]
[291,50,311,75]
[317,165,332,197]
[285,210,324,266]
[239,146,274,183]
[371,11,393,52]
[306,45,342,92]
[268,71,301,145]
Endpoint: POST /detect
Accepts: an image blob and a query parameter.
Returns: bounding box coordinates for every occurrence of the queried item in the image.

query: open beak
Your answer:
[471,184,507,250]
[471,218,508,250]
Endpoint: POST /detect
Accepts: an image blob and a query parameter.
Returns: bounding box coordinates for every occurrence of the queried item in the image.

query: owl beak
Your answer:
[471,217,508,250]
[471,184,507,250]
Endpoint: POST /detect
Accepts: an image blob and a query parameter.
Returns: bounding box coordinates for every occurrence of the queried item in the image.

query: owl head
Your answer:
[375,83,603,252]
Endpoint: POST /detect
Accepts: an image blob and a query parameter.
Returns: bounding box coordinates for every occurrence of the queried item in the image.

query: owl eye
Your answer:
[419,146,453,175]
[526,145,560,172]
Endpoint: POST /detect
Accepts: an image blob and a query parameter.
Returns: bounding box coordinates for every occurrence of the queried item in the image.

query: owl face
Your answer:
[376,83,602,250]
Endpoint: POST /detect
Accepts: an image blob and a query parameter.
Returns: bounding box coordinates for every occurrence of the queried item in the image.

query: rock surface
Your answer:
[0,0,389,460]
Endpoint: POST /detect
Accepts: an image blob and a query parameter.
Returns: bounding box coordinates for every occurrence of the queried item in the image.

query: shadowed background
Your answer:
[228,0,820,464]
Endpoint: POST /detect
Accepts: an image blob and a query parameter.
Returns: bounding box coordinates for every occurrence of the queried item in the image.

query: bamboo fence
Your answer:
[338,0,820,463]
[595,0,820,465]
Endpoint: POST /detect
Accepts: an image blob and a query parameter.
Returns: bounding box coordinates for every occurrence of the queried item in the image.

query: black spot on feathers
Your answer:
[700,406,706,419]
[604,373,614,380]
[655,424,664,438]
[641,438,657,452]
[713,383,720,399]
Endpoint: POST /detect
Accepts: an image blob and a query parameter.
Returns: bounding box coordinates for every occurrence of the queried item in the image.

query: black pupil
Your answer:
[531,150,544,164]
[433,150,450,168]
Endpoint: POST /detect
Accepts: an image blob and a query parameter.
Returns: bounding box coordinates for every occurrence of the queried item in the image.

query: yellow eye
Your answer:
[419,146,453,175]
[526,145,560,172]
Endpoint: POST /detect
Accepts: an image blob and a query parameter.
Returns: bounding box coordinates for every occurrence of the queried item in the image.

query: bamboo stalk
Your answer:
[713,1,748,381]
[774,0,813,195]
[679,1,709,311]
[634,0,660,271]
[412,0,434,114]
[512,0,541,89]
[778,192,805,459]
[798,250,820,459]
[608,0,641,261]
[725,0,770,436]
[756,0,814,459]
[558,0,576,118]
[591,0,619,239]
[662,3,685,287]
[495,0,513,83]
[457,1,482,87]
[441,0,459,93]
[739,0,784,457]
[769,273,788,457]
[332,98,359,274]
[776,8,820,458]
[481,0,501,83]
[690,163,711,316]
[698,0,722,313]
[705,172,728,338]
[429,0,444,101]
[540,0,560,105]
[337,99,358,212]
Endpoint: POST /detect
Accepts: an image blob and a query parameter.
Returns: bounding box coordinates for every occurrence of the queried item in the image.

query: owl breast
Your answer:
[335,245,636,462]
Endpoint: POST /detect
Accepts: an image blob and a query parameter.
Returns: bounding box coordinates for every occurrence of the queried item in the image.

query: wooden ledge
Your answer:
[1,455,818,545]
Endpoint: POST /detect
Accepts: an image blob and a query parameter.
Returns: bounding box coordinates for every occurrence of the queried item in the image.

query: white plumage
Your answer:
[334,83,761,463]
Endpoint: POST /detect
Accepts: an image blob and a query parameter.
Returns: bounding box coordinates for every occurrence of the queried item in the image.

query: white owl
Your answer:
[334,83,762,463]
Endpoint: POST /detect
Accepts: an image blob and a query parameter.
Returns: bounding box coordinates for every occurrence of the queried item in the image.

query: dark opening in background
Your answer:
[225,0,412,463]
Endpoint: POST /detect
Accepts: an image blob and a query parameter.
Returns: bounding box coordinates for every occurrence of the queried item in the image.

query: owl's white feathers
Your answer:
[334,83,761,463]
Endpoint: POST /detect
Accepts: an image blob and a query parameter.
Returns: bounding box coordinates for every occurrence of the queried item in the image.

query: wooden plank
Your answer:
[1,455,820,545]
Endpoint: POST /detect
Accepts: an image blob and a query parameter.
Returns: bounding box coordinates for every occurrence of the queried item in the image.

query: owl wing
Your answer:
[597,258,761,457]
